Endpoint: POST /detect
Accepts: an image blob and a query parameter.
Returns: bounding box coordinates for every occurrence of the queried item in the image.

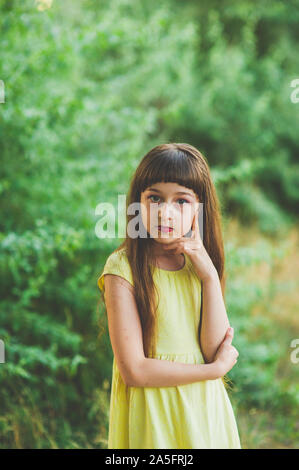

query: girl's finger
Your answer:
[189,216,195,239]
[196,208,204,242]
[192,209,200,239]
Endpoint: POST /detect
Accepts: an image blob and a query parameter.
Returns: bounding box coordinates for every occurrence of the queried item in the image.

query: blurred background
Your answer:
[0,0,298,449]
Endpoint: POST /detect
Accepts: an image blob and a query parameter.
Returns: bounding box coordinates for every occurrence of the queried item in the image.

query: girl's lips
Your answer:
[157,226,173,233]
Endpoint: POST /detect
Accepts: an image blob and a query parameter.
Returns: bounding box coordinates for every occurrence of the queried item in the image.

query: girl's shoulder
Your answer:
[106,246,128,262]
[97,247,134,292]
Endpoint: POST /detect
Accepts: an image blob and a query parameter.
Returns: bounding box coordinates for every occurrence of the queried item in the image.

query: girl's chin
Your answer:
[149,231,181,239]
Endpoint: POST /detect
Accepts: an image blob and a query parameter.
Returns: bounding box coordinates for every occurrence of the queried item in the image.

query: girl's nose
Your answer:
[158,203,175,219]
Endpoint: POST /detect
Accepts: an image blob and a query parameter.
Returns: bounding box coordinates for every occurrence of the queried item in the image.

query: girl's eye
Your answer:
[148,195,160,203]
[148,195,189,205]
[177,199,189,205]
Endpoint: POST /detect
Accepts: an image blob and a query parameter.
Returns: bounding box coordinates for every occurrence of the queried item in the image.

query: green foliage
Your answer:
[0,0,298,448]
[224,238,299,446]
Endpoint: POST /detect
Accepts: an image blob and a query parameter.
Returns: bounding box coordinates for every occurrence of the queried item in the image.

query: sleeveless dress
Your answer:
[97,247,242,449]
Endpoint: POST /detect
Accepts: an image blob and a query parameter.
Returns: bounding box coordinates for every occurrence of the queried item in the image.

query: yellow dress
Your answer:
[97,247,242,449]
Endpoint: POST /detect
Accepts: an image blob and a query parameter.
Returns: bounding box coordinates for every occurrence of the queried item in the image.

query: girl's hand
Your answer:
[162,208,217,282]
[213,327,239,377]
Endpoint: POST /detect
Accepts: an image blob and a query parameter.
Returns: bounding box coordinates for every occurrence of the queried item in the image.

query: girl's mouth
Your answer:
[157,226,174,233]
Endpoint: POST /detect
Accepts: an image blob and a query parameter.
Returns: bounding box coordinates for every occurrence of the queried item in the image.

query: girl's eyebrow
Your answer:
[147,187,194,197]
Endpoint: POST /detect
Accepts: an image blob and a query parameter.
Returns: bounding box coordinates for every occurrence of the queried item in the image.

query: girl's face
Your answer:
[140,182,200,242]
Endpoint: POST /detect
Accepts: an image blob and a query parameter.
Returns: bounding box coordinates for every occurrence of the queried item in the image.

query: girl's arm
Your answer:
[104,274,221,388]
[199,269,230,364]
[133,356,220,387]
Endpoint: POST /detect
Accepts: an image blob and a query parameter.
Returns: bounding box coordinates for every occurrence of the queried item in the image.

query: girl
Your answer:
[97,143,241,449]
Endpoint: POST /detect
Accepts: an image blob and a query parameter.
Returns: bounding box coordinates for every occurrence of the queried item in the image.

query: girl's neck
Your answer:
[151,240,170,257]
[151,240,184,266]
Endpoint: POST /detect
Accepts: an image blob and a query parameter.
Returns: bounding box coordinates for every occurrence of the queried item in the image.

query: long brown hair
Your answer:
[99,143,232,390]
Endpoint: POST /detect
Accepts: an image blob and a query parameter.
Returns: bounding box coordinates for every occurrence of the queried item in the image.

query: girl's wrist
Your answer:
[199,360,223,380]
[208,360,223,379]
[201,267,218,283]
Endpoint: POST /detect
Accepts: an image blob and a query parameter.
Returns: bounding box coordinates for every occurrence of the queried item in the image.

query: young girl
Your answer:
[97,143,241,449]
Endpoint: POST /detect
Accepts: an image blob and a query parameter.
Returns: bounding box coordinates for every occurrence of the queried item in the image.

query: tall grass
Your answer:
[223,218,299,449]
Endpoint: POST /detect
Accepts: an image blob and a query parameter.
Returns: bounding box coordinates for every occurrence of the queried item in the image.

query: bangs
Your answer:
[137,148,204,199]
